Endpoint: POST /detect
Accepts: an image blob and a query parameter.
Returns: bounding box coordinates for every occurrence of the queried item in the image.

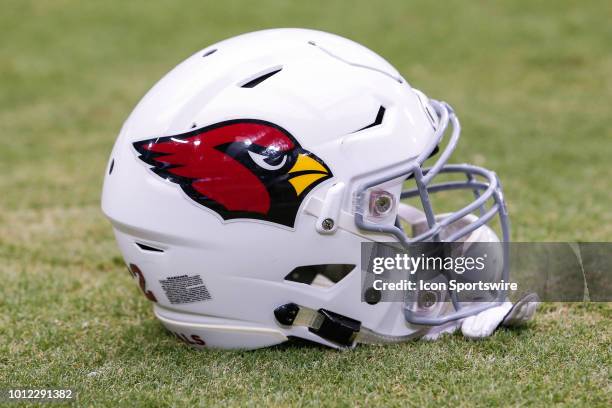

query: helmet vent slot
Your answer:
[202,48,217,58]
[285,264,354,288]
[240,67,283,88]
[353,106,385,133]
[108,158,115,175]
[135,242,164,253]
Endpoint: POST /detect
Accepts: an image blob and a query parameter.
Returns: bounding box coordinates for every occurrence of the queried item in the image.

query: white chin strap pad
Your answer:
[461,302,513,339]
[421,303,514,341]
[460,293,540,340]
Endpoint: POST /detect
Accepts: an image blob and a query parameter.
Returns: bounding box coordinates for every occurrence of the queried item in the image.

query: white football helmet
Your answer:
[102,29,534,350]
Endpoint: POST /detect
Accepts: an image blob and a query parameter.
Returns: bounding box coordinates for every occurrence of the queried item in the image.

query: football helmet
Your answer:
[102,29,535,349]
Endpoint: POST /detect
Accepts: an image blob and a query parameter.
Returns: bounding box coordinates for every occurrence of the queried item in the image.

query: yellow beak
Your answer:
[287,153,329,196]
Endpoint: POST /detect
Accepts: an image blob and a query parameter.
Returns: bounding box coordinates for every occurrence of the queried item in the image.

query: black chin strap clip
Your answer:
[274,303,361,347]
[310,309,361,347]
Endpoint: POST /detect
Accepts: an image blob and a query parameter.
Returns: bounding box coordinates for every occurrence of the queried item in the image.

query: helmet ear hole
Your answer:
[284,264,355,288]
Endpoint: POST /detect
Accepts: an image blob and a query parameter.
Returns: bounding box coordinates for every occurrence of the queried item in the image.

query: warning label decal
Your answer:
[159,274,212,304]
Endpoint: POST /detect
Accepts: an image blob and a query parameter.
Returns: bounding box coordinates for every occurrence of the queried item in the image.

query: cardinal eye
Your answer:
[248,151,287,171]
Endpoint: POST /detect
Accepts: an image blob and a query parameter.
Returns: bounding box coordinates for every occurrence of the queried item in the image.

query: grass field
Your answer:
[1,0,611,406]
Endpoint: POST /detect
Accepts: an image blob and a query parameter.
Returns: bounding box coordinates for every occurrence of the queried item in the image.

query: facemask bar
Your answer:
[354,100,510,326]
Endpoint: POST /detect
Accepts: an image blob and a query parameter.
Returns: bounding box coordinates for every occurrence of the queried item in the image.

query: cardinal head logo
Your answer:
[133,120,332,228]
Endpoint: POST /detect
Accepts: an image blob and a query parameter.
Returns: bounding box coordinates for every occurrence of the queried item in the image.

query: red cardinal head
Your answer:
[133,120,332,227]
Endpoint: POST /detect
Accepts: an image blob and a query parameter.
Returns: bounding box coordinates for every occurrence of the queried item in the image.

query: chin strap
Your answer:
[275,303,423,348]
[275,293,539,347]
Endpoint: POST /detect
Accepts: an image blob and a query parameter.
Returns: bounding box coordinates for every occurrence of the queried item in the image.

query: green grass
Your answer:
[1,0,611,406]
